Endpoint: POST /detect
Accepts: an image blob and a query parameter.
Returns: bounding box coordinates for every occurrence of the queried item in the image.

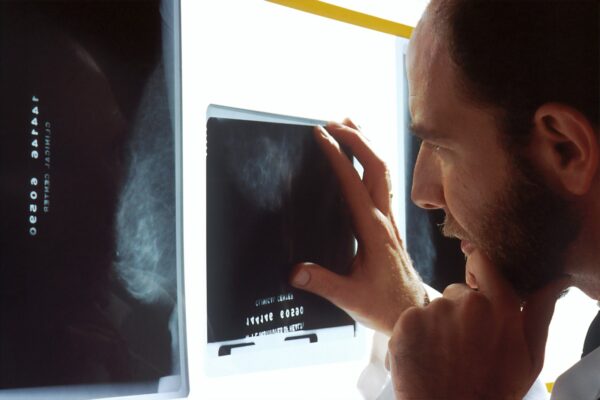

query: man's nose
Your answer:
[411,146,445,210]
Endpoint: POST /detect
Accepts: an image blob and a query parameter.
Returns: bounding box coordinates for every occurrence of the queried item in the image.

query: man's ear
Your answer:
[529,103,599,196]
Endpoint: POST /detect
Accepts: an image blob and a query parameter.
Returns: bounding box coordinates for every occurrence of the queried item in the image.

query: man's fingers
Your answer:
[465,268,478,289]
[325,122,379,169]
[468,249,571,372]
[522,277,571,369]
[325,122,392,215]
[314,125,376,238]
[466,250,520,309]
[290,262,355,312]
[442,283,471,300]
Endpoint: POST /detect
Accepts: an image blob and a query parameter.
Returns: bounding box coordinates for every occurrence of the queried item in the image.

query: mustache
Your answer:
[437,213,469,241]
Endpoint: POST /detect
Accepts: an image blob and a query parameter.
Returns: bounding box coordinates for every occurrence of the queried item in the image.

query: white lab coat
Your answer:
[357,285,599,400]
[550,346,600,399]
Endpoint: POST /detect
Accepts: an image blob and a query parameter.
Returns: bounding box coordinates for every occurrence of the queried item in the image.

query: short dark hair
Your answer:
[433,0,599,146]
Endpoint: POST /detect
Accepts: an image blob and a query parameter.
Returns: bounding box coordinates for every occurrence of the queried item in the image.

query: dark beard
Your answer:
[443,156,580,298]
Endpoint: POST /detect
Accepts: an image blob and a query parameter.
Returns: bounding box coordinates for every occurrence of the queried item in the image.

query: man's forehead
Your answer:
[406,23,501,145]
[407,9,444,77]
[407,0,460,72]
[407,17,454,126]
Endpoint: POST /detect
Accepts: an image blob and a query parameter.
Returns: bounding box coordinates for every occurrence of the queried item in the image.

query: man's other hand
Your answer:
[290,119,427,336]
[387,250,569,399]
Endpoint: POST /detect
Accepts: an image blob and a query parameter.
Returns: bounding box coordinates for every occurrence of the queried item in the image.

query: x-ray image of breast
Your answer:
[0,1,186,397]
[228,133,303,211]
[207,118,355,344]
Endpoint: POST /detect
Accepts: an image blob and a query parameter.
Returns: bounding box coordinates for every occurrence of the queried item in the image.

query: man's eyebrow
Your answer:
[409,122,445,140]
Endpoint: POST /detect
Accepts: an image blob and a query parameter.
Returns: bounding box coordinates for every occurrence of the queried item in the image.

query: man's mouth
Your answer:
[440,212,477,255]
[460,240,478,288]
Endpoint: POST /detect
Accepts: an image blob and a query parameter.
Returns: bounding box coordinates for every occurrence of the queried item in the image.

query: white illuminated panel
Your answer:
[184,0,404,398]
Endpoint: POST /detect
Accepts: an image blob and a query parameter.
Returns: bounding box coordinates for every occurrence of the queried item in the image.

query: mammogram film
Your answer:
[206,118,355,344]
[0,1,186,396]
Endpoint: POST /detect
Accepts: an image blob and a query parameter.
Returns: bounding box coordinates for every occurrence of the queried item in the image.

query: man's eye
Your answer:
[424,141,442,152]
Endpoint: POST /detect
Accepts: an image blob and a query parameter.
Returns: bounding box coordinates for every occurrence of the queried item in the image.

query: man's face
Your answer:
[406,14,578,296]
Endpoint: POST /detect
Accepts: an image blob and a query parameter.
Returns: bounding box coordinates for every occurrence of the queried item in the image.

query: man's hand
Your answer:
[387,250,570,400]
[289,120,427,336]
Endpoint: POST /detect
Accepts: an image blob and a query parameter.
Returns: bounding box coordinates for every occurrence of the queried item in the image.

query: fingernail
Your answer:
[292,269,310,287]
[344,118,361,130]
[326,121,343,128]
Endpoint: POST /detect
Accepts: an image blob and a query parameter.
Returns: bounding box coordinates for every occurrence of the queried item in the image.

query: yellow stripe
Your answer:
[546,382,554,393]
[266,0,414,38]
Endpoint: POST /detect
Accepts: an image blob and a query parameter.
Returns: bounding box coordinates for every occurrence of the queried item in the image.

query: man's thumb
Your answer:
[522,277,571,369]
[290,262,352,310]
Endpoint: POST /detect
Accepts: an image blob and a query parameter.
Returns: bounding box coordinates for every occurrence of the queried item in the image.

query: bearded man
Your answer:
[290,0,599,398]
